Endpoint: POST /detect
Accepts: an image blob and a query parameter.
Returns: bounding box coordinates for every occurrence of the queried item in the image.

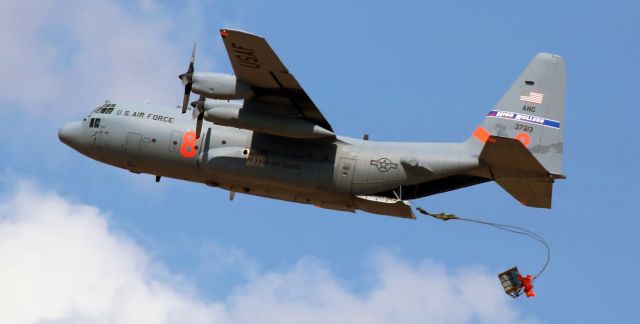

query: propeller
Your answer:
[179,43,196,114]
[191,95,206,139]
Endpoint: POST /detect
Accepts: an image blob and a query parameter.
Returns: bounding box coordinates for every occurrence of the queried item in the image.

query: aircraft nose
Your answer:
[58,122,84,149]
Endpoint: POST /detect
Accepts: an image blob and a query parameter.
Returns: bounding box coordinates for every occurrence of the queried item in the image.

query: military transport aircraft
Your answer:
[59,29,565,219]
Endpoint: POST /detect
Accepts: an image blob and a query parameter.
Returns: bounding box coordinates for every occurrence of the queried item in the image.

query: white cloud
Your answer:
[0,182,229,324]
[225,256,535,324]
[0,182,537,324]
[0,0,200,115]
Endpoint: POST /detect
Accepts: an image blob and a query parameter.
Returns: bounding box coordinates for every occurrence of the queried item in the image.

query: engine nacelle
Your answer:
[191,72,254,100]
[203,105,334,139]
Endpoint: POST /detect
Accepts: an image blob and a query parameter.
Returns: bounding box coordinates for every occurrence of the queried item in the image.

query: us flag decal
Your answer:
[520,91,544,104]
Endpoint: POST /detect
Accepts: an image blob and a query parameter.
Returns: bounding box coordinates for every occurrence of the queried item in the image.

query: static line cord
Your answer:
[415,207,550,281]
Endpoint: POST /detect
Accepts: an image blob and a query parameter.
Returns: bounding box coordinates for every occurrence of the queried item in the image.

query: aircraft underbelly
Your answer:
[200,147,333,192]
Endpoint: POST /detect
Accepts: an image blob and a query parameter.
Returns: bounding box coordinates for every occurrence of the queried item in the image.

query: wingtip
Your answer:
[219,28,264,39]
[534,52,564,62]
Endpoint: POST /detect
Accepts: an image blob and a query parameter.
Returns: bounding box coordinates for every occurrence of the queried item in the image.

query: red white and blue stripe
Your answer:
[487,110,561,129]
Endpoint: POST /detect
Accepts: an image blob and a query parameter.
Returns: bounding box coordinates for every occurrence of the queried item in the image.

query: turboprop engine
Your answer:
[201,100,335,139]
[179,44,334,140]
[178,44,254,115]
[190,72,254,100]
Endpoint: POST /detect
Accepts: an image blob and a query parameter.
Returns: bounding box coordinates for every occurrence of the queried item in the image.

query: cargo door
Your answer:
[125,132,142,159]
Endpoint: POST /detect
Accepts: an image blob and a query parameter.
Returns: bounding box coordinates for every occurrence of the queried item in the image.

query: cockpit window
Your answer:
[95,104,116,114]
[89,118,101,128]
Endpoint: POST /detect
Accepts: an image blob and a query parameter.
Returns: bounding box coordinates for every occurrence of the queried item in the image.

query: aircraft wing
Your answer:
[220,28,333,133]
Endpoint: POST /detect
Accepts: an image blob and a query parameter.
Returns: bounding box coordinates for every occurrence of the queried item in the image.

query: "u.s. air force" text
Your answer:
[116,110,174,123]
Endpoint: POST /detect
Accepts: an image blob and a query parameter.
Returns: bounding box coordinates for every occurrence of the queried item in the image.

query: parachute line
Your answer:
[415,207,550,281]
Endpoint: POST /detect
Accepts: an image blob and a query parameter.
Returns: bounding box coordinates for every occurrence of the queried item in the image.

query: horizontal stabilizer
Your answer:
[494,178,552,208]
[480,136,555,208]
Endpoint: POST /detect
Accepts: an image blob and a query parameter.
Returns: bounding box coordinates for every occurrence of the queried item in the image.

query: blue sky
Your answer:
[1,0,639,323]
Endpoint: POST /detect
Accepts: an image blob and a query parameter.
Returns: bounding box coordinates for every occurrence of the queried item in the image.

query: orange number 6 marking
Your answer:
[180,130,198,158]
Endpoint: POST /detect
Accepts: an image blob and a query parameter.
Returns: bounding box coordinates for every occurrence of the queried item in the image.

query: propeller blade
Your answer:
[194,95,205,139]
[179,43,197,114]
[181,81,192,114]
[195,110,204,139]
[190,43,196,65]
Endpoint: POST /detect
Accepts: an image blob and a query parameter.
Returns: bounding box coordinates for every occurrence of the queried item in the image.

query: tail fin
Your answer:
[466,53,566,208]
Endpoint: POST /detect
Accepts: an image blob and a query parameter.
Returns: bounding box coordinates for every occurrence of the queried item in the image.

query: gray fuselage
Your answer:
[59,102,484,216]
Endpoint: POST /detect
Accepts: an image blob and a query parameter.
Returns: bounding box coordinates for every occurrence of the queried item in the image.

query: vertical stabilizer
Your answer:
[467,53,565,176]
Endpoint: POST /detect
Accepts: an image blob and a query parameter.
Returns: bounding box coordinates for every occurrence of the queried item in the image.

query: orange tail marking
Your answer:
[473,127,491,143]
[515,132,531,147]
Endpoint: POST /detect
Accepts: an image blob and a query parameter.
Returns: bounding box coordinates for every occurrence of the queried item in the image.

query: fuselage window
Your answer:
[94,118,101,128]
[89,118,95,128]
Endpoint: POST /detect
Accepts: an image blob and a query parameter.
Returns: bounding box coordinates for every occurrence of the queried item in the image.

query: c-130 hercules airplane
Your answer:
[59,29,565,219]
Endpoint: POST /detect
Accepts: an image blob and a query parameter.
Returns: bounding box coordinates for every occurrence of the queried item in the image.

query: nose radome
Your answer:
[58,122,84,149]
